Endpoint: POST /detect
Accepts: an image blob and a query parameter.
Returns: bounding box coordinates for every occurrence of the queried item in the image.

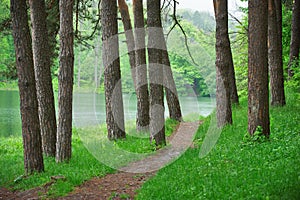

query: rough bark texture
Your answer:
[94,35,101,88]
[29,0,57,157]
[46,0,60,69]
[101,0,126,140]
[118,0,136,88]
[288,0,300,77]
[56,0,74,162]
[269,0,286,106]
[10,0,44,174]
[133,0,150,132]
[274,0,283,67]
[162,47,183,122]
[147,0,166,146]
[228,44,239,105]
[213,0,233,127]
[248,0,270,136]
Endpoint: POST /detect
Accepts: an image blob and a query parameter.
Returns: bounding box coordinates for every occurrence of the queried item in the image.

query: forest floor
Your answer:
[0,121,200,200]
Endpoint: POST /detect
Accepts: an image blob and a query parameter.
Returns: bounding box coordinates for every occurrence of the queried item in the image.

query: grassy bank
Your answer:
[0,80,18,90]
[136,89,300,199]
[0,119,178,198]
[0,130,114,197]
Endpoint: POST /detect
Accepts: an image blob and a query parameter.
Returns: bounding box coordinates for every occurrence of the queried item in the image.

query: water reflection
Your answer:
[73,93,215,128]
[0,91,215,137]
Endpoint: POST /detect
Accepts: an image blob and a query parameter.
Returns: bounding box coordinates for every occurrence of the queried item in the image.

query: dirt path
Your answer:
[0,121,200,200]
[119,121,200,173]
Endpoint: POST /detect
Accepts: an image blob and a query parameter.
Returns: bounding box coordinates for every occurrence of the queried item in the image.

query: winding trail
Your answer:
[59,121,201,199]
[119,121,200,173]
[0,121,200,200]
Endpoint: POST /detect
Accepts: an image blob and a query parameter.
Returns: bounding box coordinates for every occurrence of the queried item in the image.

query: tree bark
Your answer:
[213,0,233,127]
[274,0,283,66]
[288,0,300,77]
[133,0,150,132]
[10,0,44,174]
[228,44,239,105]
[29,0,57,157]
[101,0,126,140]
[248,0,270,137]
[162,45,183,122]
[269,0,286,106]
[147,0,166,146]
[56,0,75,162]
[118,0,137,88]
[46,0,60,69]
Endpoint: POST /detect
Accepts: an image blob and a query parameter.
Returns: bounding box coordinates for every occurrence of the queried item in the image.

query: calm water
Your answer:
[0,90,215,137]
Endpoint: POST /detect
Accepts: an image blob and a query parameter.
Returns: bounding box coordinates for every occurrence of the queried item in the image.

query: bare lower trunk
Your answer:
[101,0,125,140]
[269,0,286,106]
[288,0,300,77]
[213,0,233,127]
[147,0,166,146]
[228,48,239,104]
[248,0,270,136]
[118,0,137,89]
[29,0,57,157]
[162,49,183,122]
[56,0,75,162]
[11,0,44,174]
[133,0,150,132]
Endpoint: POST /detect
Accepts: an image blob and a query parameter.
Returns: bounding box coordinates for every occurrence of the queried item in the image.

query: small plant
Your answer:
[243,126,269,144]
[109,192,118,200]
[119,193,130,199]
[286,58,300,91]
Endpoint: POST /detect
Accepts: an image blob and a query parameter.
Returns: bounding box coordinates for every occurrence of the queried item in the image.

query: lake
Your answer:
[0,90,215,137]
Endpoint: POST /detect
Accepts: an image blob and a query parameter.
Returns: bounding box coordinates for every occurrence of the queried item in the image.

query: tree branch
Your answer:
[229,12,248,34]
[166,0,199,66]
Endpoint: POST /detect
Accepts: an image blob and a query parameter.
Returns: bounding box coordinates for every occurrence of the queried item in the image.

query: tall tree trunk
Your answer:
[162,44,183,122]
[288,0,300,77]
[228,45,239,105]
[29,0,57,157]
[274,0,283,67]
[133,0,150,131]
[248,0,270,137]
[56,0,75,162]
[101,0,126,140]
[147,0,166,146]
[213,0,233,127]
[94,0,100,89]
[10,0,44,174]
[269,0,286,106]
[118,0,137,89]
[46,0,60,69]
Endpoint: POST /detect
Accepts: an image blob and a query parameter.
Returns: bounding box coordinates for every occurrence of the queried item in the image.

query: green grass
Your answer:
[0,118,179,198]
[136,90,300,199]
[0,80,18,90]
[0,130,114,198]
[115,118,179,153]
